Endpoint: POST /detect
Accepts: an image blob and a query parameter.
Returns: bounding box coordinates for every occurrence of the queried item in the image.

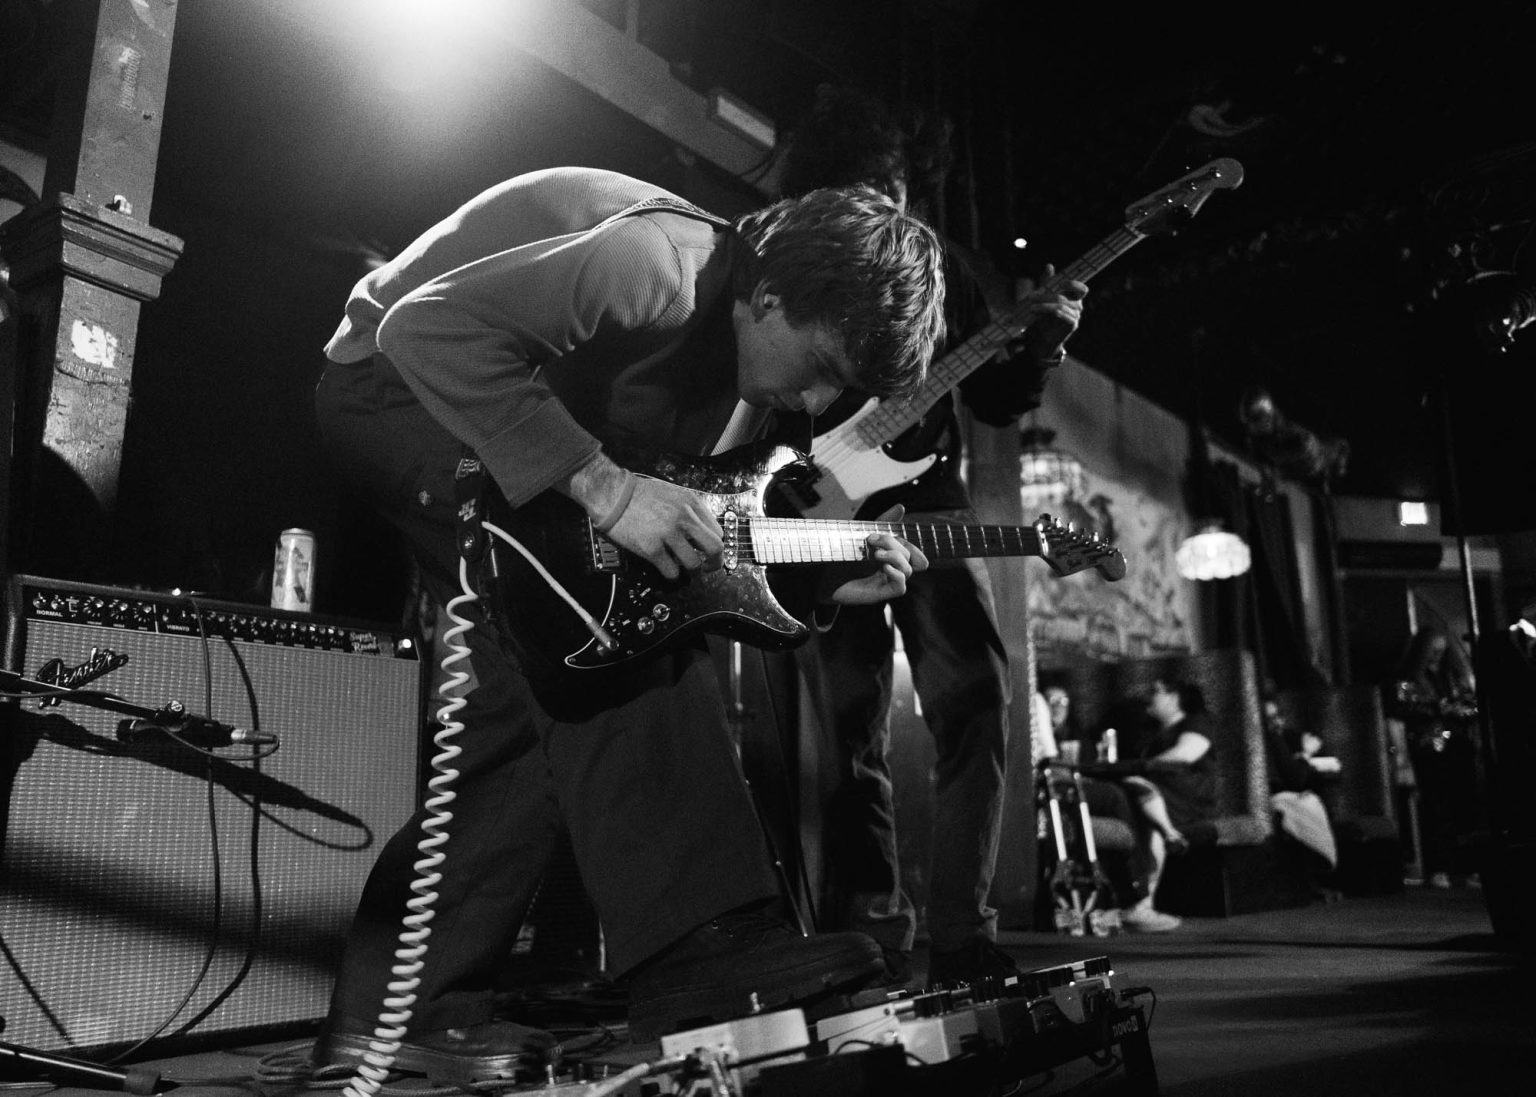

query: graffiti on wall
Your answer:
[1026,465,1193,661]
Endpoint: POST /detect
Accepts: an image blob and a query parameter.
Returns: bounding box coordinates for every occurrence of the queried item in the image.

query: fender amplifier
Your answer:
[0,575,425,1053]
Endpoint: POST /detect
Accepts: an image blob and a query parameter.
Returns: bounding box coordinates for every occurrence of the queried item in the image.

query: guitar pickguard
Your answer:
[788,397,941,520]
[792,447,941,521]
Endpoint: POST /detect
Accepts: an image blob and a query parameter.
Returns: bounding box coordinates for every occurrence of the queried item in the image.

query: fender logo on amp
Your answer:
[33,647,130,706]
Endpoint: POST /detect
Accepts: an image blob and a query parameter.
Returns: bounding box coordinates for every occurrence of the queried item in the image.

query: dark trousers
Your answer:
[801,512,1009,954]
[1408,733,1481,877]
[315,361,778,1031]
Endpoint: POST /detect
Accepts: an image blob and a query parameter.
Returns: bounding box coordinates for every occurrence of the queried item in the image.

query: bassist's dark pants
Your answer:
[314,357,778,1033]
[799,513,1009,955]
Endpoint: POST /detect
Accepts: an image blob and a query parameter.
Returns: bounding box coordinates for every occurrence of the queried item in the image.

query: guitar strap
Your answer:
[597,194,729,231]
[452,447,509,637]
[453,448,490,565]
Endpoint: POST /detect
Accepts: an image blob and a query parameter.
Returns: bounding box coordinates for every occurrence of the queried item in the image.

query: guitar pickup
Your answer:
[588,527,623,574]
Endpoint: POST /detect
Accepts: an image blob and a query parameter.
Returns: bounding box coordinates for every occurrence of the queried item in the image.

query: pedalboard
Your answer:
[606,954,1158,1095]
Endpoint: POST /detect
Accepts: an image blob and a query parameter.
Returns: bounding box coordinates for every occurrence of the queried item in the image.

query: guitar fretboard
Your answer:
[744,517,1047,564]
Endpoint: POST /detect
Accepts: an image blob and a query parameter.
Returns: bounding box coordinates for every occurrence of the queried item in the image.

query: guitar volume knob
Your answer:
[652,604,671,622]
[637,617,655,634]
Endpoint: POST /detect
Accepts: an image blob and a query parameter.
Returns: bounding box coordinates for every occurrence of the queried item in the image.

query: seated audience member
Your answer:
[1041,678,1088,761]
[1034,679,1166,930]
[1262,695,1341,888]
[1262,696,1343,795]
[1117,677,1218,930]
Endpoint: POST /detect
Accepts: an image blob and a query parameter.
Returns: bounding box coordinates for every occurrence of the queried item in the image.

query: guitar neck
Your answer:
[746,516,1045,564]
[854,225,1146,445]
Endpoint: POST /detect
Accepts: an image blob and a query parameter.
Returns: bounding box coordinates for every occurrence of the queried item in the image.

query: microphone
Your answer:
[116,711,279,749]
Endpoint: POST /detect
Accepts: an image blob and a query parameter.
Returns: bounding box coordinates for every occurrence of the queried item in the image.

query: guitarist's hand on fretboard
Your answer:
[820,503,930,606]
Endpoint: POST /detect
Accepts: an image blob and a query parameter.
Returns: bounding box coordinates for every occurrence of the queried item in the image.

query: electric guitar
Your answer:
[778,157,1246,521]
[484,443,1125,677]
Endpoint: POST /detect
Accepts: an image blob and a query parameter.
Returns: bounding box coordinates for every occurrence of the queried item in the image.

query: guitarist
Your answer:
[778,86,1088,989]
[311,168,946,1071]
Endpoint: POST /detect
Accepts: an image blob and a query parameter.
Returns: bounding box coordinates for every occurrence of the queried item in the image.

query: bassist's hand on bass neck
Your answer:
[1009,262,1087,364]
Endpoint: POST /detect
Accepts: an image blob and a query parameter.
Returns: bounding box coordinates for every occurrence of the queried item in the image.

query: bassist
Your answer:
[777,85,1087,989]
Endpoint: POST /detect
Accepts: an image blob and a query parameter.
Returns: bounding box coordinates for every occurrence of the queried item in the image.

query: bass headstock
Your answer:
[1124,158,1244,238]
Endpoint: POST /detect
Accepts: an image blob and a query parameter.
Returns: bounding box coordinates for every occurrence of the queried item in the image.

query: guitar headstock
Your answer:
[1034,515,1128,581]
[1124,158,1244,238]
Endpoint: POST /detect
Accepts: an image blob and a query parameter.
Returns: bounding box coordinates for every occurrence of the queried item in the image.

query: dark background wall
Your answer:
[5,0,1535,634]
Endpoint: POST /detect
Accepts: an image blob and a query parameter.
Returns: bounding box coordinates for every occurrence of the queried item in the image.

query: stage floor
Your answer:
[5,885,1529,1096]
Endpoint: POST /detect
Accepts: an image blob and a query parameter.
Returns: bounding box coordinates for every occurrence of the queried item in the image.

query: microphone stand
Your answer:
[0,670,271,748]
[0,1028,165,1094]
[0,673,265,1091]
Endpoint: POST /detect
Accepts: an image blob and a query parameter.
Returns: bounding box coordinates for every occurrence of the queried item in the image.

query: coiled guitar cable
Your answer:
[339,558,474,1097]
[335,511,607,1097]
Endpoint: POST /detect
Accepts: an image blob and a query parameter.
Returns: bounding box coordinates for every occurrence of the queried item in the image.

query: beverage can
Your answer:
[271,528,316,612]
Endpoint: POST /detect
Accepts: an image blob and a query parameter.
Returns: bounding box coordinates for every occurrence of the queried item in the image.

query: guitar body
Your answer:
[481,443,1123,680]
[486,444,812,677]
[791,397,941,521]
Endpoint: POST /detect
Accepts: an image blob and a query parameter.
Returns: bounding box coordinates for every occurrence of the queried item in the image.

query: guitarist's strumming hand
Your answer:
[565,453,724,581]
[823,505,930,606]
[1010,264,1088,363]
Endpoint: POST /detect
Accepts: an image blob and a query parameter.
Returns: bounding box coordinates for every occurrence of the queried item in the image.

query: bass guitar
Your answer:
[483,443,1125,677]
[778,157,1245,521]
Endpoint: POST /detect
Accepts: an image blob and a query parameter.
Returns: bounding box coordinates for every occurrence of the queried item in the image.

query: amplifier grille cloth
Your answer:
[2,601,421,1053]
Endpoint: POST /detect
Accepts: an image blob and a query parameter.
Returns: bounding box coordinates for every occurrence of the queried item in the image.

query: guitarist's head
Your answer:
[732,185,945,410]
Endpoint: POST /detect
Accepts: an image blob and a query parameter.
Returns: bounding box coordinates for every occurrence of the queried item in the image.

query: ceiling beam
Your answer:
[507,1,776,194]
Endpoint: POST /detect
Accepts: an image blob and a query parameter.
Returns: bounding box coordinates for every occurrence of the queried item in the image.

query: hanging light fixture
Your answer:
[1019,426,1086,513]
[1176,519,1252,580]
[1178,330,1252,581]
